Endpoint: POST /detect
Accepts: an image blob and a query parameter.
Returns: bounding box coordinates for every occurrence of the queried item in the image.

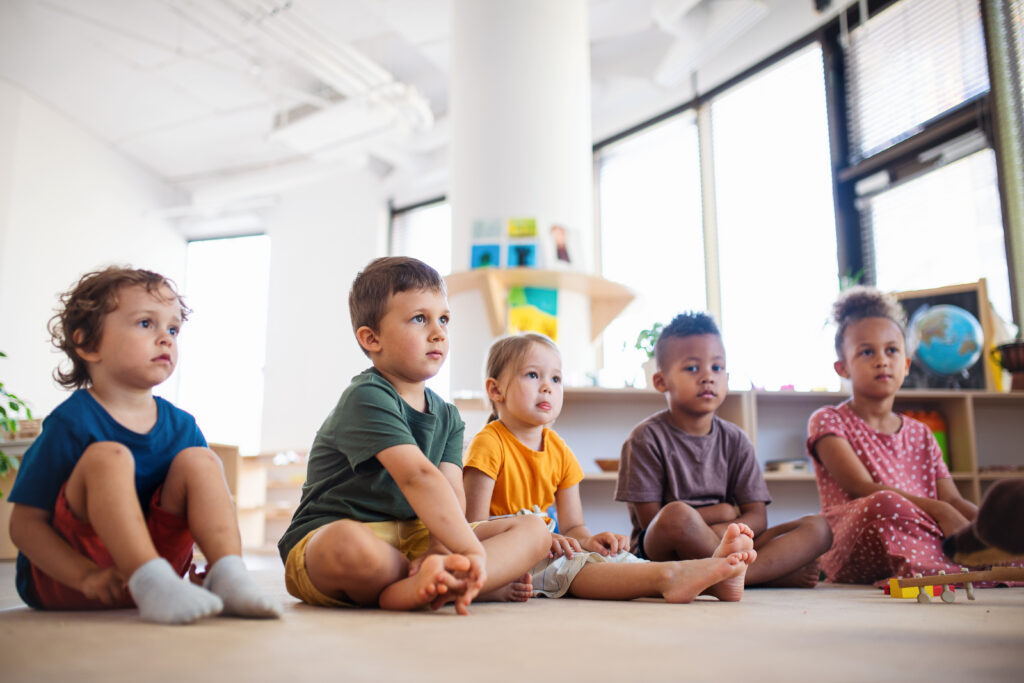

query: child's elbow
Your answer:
[8,504,41,549]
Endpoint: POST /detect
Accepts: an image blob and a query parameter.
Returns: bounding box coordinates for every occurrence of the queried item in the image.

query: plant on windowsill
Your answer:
[634,322,664,390]
[0,350,35,497]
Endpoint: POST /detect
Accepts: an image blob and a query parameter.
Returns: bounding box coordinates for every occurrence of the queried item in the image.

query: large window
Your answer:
[390,200,452,276]
[177,235,271,454]
[837,0,1014,328]
[866,147,1012,321]
[595,45,839,391]
[712,43,839,390]
[597,114,705,387]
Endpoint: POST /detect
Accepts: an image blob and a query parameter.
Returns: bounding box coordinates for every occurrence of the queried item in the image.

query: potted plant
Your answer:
[633,322,664,389]
[1,350,34,497]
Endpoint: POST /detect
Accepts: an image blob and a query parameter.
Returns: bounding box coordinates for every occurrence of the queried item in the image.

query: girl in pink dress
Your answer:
[806,287,978,585]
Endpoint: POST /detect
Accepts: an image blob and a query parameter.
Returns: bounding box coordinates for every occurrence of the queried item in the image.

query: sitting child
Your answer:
[807,286,982,584]
[9,267,281,624]
[464,332,756,603]
[277,257,549,614]
[617,312,832,586]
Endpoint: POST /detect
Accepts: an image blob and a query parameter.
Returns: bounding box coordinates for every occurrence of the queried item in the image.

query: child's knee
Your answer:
[309,520,390,577]
[654,501,704,533]
[76,441,135,474]
[860,490,911,517]
[802,514,833,551]
[169,447,225,475]
[516,514,551,550]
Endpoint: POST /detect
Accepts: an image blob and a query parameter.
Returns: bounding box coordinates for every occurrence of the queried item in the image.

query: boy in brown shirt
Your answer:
[616,312,832,586]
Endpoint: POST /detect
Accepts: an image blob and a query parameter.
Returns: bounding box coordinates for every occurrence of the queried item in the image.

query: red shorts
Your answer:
[28,484,194,610]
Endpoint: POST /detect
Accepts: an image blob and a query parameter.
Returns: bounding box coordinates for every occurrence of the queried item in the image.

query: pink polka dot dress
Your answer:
[806,402,965,586]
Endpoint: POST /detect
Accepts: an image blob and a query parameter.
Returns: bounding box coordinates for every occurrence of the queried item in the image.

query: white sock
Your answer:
[204,555,282,618]
[128,558,223,625]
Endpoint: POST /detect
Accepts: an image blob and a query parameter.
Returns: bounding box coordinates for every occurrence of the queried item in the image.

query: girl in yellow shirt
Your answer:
[463,332,756,602]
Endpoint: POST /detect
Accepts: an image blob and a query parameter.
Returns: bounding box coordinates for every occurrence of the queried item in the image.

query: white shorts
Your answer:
[497,506,648,598]
[531,548,647,598]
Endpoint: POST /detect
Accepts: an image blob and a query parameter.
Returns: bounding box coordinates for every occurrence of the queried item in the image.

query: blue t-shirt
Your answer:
[9,389,206,605]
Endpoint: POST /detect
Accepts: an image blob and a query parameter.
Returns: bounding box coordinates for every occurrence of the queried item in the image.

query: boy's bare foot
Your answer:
[478,573,533,603]
[714,522,754,557]
[658,553,751,603]
[704,549,757,602]
[675,523,754,602]
[760,560,821,588]
[408,554,470,608]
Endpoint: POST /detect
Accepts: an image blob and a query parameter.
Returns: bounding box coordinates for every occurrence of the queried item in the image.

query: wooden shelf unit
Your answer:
[543,387,1024,504]
[444,268,634,341]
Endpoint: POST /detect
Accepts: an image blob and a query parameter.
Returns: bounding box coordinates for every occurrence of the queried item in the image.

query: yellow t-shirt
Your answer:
[464,420,585,519]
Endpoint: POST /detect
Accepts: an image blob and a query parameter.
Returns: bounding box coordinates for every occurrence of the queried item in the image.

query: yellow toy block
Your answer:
[887,578,941,599]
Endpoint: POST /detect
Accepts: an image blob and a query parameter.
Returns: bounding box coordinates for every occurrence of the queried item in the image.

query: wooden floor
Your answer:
[1,553,1022,682]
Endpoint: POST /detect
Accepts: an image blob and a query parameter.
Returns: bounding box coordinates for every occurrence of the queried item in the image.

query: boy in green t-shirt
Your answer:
[279,257,549,614]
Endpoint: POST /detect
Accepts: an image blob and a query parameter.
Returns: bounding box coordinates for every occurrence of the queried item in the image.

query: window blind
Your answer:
[844,0,990,163]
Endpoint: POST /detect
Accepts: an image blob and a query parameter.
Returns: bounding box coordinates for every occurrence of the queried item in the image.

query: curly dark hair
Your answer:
[48,267,190,389]
[831,285,906,358]
[348,257,446,357]
[654,311,721,369]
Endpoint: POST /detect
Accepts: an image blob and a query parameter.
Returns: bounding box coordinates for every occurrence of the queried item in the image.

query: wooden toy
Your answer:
[889,566,1024,603]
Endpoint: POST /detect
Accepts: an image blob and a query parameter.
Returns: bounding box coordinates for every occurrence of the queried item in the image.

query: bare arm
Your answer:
[696,502,742,526]
[9,504,125,604]
[814,434,969,536]
[629,500,662,530]
[376,444,485,558]
[554,485,591,542]
[556,485,628,555]
[937,477,977,521]
[439,461,466,514]
[462,467,496,523]
[732,501,768,537]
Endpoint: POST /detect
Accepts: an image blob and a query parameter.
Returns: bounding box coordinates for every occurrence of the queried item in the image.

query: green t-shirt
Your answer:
[277,368,465,562]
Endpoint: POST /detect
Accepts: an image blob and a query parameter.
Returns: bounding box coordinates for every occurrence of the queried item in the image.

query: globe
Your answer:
[907,304,984,376]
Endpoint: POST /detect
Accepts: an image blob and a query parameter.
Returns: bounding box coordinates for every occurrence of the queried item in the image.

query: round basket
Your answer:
[995,341,1024,373]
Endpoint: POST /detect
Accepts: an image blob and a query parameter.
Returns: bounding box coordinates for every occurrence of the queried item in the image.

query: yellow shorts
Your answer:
[283,518,434,608]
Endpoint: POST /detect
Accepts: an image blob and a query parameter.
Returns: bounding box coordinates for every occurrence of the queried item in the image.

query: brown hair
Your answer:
[348,257,446,357]
[484,332,560,422]
[48,266,190,389]
[831,285,907,358]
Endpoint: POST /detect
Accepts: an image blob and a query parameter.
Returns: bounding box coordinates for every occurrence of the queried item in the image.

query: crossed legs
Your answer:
[640,501,832,586]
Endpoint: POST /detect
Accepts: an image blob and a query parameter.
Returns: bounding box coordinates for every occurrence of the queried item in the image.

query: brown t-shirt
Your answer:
[615,411,771,551]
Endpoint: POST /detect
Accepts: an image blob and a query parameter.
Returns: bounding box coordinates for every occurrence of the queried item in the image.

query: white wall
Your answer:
[259,168,388,452]
[0,79,187,417]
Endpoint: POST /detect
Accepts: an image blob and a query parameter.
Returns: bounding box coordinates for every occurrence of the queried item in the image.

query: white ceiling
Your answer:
[0,0,843,223]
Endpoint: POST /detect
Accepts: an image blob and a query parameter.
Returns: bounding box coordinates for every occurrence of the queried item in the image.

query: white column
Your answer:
[448,0,594,394]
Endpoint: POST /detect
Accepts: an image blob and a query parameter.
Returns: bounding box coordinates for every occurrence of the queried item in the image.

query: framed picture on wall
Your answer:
[893,279,995,391]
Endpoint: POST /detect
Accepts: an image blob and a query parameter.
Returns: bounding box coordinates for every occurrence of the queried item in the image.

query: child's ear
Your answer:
[651,370,667,393]
[485,377,504,403]
[355,326,382,354]
[72,329,101,363]
[834,359,850,378]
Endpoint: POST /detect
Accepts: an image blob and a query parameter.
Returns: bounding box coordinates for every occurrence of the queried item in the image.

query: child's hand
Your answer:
[80,565,126,605]
[447,551,486,616]
[931,501,971,537]
[549,533,582,558]
[583,531,629,556]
